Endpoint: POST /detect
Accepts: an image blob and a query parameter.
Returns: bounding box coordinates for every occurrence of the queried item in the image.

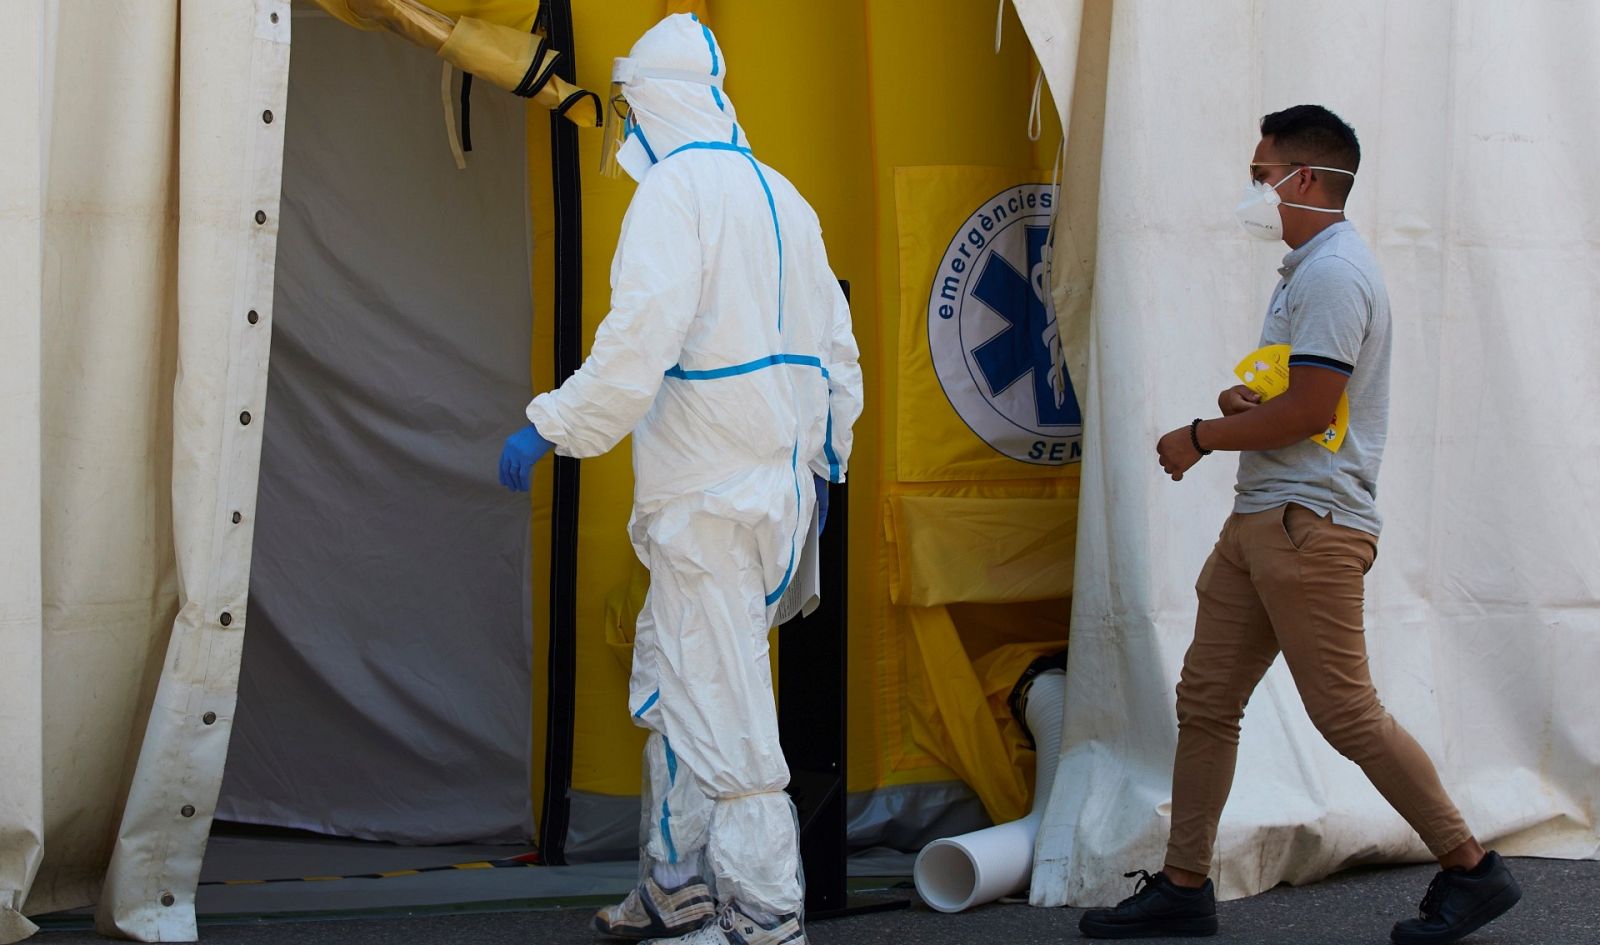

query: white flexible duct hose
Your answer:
[913,669,1066,913]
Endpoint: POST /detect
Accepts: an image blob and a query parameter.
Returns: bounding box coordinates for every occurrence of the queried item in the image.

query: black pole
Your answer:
[778,282,907,920]
[778,480,851,914]
[537,0,583,867]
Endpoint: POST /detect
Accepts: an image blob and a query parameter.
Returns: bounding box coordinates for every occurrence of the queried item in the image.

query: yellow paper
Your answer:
[1234,344,1349,452]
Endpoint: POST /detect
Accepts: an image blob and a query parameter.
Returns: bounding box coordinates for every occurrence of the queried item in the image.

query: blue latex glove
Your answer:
[499,424,554,493]
[814,475,830,535]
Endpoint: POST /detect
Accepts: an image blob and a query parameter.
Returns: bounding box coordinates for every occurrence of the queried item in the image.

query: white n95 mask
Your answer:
[611,117,657,182]
[1234,166,1354,241]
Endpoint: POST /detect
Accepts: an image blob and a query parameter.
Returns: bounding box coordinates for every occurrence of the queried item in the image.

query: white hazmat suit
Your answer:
[525,13,863,924]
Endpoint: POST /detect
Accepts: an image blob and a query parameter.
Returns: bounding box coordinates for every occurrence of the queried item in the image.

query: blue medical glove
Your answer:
[814,475,830,535]
[499,424,554,493]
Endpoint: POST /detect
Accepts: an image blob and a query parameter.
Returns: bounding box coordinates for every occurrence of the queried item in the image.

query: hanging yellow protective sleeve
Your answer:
[438,17,559,98]
[312,1,600,126]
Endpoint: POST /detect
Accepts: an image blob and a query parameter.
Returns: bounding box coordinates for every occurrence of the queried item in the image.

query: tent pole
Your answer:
[535,0,583,868]
[778,282,907,920]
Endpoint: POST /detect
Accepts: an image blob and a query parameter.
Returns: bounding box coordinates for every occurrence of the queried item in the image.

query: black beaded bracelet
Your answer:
[1190,418,1212,456]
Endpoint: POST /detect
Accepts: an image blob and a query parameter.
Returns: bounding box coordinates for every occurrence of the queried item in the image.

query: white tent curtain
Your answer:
[1023,0,1600,907]
[0,1,291,941]
[0,4,48,940]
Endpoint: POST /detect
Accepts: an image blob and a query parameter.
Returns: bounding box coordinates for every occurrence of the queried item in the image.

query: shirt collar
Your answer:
[1279,220,1352,277]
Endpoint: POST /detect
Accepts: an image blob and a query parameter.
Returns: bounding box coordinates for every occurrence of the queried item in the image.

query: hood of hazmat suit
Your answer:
[603,10,746,181]
[525,12,864,923]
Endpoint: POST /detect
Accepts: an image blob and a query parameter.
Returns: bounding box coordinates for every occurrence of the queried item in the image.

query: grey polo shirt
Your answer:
[1233,221,1393,536]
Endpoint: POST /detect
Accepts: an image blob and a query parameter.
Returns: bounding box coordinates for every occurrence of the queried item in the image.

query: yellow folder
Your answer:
[1234,344,1349,453]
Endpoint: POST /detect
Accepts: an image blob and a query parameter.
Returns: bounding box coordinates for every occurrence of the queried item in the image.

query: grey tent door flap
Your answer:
[218,17,535,845]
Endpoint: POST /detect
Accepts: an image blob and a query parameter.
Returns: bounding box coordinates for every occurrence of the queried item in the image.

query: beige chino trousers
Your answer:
[1165,504,1474,875]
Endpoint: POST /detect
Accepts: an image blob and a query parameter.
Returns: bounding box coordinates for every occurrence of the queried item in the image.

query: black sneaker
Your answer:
[1078,870,1219,939]
[1391,851,1522,945]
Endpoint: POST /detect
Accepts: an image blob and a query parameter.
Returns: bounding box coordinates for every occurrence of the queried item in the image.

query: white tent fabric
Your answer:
[216,14,535,845]
[0,1,291,942]
[1024,0,1600,907]
[0,6,48,941]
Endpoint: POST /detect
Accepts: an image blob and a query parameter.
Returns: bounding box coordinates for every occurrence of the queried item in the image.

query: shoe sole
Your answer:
[1390,878,1523,945]
[592,918,708,940]
[593,914,717,940]
[591,921,649,940]
[1078,915,1219,939]
[592,909,713,940]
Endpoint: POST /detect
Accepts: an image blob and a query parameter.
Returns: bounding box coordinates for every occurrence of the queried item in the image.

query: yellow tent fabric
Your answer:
[905,602,1068,823]
[887,490,1075,608]
[884,163,1078,821]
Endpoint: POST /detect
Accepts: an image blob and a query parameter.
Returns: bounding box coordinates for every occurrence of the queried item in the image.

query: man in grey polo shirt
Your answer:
[1078,106,1521,944]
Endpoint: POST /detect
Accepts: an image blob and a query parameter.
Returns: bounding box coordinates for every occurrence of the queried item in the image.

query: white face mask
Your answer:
[1234,166,1354,241]
[613,118,656,182]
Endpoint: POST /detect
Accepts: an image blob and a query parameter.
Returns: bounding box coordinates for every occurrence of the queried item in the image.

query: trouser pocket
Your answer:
[1278,503,1377,573]
[1279,503,1320,551]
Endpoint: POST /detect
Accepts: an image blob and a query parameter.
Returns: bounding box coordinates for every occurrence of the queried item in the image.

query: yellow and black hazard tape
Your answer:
[200,851,543,886]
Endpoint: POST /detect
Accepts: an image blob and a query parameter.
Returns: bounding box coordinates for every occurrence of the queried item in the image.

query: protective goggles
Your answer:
[599,56,724,178]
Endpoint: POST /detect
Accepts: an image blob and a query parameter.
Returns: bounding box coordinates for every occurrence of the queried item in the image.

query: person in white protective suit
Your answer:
[495,13,863,945]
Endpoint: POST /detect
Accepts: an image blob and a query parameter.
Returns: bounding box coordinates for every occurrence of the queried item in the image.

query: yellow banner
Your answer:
[895,166,1083,483]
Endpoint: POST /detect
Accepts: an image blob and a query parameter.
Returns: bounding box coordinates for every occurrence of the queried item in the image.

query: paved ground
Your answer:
[32,857,1594,944]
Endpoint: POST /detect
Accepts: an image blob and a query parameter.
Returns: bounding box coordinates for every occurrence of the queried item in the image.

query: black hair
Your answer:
[1260,104,1360,199]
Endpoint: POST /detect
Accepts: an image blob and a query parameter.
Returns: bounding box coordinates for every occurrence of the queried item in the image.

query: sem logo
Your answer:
[928,183,1083,465]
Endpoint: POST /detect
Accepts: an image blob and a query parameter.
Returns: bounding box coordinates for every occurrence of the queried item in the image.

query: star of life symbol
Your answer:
[928,183,1083,465]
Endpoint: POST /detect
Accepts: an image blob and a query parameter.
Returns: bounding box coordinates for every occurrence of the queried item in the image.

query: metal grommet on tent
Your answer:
[239,411,252,425]
[159,893,175,907]
[232,511,242,524]
[255,210,267,224]
[248,309,259,324]
[181,805,195,818]
[202,712,217,725]
[263,110,274,124]
[270,11,279,23]
[220,612,233,627]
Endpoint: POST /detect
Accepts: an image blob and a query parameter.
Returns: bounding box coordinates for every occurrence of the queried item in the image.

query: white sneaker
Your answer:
[649,902,806,945]
[593,875,717,939]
